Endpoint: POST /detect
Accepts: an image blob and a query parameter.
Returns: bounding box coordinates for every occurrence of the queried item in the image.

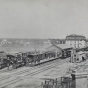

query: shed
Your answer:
[55,44,73,50]
[70,50,87,63]
[46,44,72,53]
[46,44,73,58]
[77,51,86,62]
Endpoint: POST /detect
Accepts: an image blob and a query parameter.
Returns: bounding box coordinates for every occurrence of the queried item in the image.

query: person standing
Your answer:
[7,57,10,70]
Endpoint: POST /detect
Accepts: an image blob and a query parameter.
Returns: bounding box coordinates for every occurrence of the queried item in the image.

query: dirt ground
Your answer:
[13,60,88,88]
[1,59,70,88]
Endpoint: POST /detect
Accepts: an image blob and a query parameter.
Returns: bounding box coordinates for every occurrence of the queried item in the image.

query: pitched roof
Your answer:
[55,44,72,49]
[66,34,86,39]
[46,44,72,50]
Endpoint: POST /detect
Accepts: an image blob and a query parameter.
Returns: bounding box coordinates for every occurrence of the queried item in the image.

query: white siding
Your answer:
[66,40,86,48]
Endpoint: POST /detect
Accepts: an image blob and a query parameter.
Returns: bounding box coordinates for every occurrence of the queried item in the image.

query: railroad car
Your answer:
[0,51,8,69]
[23,49,72,66]
[27,51,59,66]
[0,58,7,69]
[60,50,71,59]
[0,49,72,69]
[18,49,71,66]
[6,52,26,69]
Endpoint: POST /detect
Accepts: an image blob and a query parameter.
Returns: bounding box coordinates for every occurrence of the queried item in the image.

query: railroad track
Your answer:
[25,59,69,76]
[11,58,62,75]
[0,78,22,88]
[13,84,41,88]
[0,66,23,73]
[0,58,68,81]
[12,58,69,76]
[0,58,62,80]
[0,58,60,74]
[0,58,69,88]
[0,57,60,74]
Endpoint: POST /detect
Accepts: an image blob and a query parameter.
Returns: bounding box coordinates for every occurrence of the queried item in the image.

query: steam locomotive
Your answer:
[0,49,72,69]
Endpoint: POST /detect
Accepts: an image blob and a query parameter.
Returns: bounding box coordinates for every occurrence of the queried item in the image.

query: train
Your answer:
[0,46,88,70]
[0,49,72,69]
[0,51,8,69]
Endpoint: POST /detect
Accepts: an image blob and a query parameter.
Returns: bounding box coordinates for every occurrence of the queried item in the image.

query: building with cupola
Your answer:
[65,34,86,48]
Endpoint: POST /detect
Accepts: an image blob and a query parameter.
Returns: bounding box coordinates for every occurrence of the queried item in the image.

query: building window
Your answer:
[74,55,76,57]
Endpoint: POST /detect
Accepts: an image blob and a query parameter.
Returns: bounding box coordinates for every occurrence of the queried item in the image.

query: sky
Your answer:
[0,0,88,39]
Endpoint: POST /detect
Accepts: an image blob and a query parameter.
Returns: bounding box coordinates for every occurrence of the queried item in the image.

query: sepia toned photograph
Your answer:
[0,0,88,88]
